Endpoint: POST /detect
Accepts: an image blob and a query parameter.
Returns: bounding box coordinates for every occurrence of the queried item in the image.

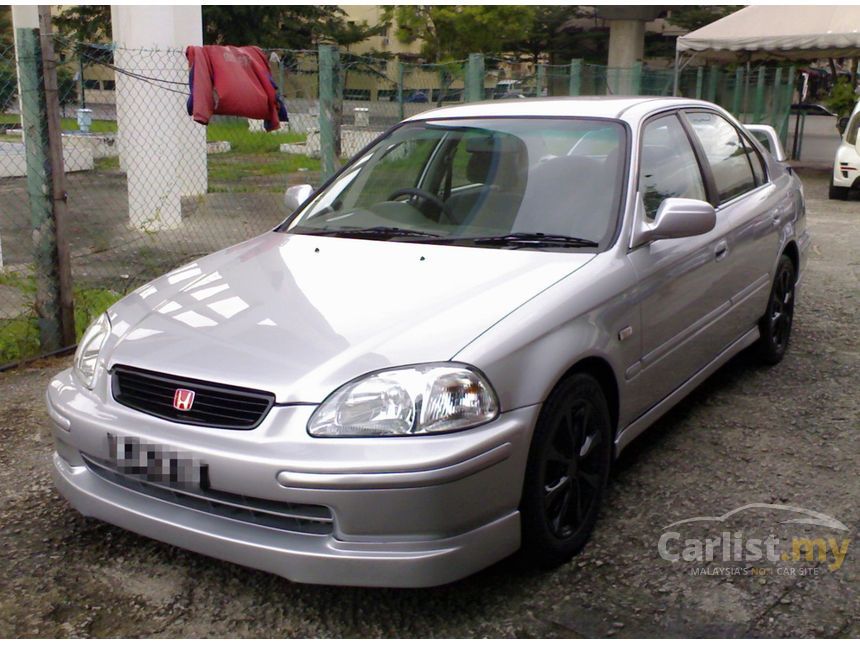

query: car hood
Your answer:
[105,232,594,403]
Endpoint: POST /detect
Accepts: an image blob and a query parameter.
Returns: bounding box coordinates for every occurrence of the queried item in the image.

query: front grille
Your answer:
[83,455,334,535]
[111,365,275,430]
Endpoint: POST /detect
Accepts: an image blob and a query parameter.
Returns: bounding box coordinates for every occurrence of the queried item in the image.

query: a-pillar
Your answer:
[111,6,206,231]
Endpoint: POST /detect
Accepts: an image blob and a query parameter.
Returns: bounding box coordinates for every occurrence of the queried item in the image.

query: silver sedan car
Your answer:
[48,97,809,587]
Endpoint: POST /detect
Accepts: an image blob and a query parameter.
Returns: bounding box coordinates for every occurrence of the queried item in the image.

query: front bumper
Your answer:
[47,368,539,587]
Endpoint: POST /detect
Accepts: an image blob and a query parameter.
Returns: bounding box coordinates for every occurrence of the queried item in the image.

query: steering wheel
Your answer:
[387,188,452,223]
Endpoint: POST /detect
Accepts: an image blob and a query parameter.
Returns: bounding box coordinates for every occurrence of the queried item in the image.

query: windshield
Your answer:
[281,118,627,250]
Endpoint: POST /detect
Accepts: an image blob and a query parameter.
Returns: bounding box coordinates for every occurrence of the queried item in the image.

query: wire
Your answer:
[85,59,191,97]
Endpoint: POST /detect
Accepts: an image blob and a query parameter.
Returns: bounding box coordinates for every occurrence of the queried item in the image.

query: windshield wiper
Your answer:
[465,232,599,248]
[294,226,442,240]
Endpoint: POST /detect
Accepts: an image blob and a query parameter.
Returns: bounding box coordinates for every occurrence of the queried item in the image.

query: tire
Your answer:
[829,178,849,200]
[520,373,613,568]
[756,255,796,365]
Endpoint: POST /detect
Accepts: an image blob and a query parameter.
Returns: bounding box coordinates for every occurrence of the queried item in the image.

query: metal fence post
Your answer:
[397,59,404,120]
[536,62,545,97]
[731,66,744,117]
[707,64,720,103]
[16,18,75,351]
[318,44,341,180]
[695,66,704,99]
[569,59,582,96]
[753,66,766,123]
[769,67,783,128]
[465,53,484,102]
[627,62,641,95]
[779,66,796,145]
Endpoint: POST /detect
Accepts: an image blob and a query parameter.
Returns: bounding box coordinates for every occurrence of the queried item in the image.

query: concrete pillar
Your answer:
[607,20,645,69]
[111,6,206,231]
[599,6,664,95]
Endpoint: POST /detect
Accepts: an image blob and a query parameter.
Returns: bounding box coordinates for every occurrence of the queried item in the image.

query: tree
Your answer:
[202,6,352,50]
[515,6,586,65]
[665,6,741,32]
[385,6,535,62]
[53,5,112,43]
[324,18,387,53]
[0,5,12,51]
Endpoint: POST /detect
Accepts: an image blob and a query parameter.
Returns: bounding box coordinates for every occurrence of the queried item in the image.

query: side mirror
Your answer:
[838,116,849,135]
[284,184,313,212]
[633,197,716,247]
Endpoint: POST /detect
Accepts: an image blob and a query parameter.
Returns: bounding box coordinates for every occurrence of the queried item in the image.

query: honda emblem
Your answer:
[173,388,195,411]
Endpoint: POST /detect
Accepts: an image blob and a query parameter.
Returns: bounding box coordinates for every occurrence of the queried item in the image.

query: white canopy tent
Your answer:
[673,5,860,94]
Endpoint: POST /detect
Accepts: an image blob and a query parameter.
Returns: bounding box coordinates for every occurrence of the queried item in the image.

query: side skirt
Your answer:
[614,326,760,456]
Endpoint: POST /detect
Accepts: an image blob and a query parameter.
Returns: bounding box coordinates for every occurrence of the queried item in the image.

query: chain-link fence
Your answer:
[0,33,801,366]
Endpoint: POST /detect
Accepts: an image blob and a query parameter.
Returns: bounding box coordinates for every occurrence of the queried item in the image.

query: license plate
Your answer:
[107,434,203,487]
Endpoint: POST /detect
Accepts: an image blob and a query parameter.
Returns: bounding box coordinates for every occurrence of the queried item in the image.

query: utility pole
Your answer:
[16,6,75,350]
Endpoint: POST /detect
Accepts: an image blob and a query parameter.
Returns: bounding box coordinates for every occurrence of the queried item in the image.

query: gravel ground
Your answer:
[0,169,857,637]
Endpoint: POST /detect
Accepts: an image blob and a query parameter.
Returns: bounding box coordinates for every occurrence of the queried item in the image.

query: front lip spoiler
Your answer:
[276,442,512,490]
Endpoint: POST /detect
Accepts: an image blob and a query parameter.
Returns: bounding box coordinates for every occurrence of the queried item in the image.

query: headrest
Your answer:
[465,134,521,154]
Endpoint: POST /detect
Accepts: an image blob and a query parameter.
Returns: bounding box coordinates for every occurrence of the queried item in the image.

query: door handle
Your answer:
[714,240,729,261]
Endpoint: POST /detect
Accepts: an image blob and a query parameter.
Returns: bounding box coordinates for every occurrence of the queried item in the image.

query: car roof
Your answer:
[403,96,715,123]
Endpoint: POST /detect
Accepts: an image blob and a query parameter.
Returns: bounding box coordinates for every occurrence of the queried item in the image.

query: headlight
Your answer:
[308,364,499,437]
[74,313,111,389]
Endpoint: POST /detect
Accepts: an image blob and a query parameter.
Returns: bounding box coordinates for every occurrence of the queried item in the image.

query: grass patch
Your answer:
[206,118,305,153]
[208,152,320,182]
[0,318,39,365]
[0,270,122,364]
[60,117,118,134]
[94,156,120,171]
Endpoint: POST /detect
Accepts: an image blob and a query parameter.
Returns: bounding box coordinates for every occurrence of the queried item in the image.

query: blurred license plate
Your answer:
[107,434,202,486]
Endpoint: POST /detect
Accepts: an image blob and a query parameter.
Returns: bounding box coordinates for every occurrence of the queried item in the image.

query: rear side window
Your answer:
[686,112,756,203]
[639,114,707,219]
[744,135,767,186]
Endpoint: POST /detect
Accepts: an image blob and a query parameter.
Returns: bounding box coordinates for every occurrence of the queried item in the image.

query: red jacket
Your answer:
[186,45,285,131]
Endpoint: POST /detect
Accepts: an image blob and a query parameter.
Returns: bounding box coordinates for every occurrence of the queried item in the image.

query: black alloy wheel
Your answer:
[757,254,796,365]
[521,373,612,567]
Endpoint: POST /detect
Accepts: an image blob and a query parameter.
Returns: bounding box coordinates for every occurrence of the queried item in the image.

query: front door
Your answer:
[626,112,735,419]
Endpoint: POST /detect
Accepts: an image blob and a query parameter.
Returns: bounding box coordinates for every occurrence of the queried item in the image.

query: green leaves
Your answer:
[389,6,536,62]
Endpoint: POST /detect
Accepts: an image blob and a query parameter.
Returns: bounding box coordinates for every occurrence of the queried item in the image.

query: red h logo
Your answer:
[173,388,195,411]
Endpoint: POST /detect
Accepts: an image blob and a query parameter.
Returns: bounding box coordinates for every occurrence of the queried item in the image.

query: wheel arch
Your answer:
[781,240,799,280]
[556,356,620,438]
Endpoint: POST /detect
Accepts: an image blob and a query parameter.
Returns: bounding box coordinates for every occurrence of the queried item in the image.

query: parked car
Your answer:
[48,97,809,588]
[404,90,428,103]
[830,100,860,199]
[745,124,789,164]
[493,79,523,99]
[790,102,837,117]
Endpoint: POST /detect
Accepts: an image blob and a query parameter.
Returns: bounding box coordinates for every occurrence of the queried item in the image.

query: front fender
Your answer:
[453,252,640,427]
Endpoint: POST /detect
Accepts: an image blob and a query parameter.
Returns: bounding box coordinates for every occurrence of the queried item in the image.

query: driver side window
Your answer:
[351,138,438,209]
[639,114,707,219]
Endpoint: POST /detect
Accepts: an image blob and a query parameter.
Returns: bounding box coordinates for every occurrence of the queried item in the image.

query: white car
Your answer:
[830,101,860,200]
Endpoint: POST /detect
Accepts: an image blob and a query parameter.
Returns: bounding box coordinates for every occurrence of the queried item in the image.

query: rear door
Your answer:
[683,110,782,341]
